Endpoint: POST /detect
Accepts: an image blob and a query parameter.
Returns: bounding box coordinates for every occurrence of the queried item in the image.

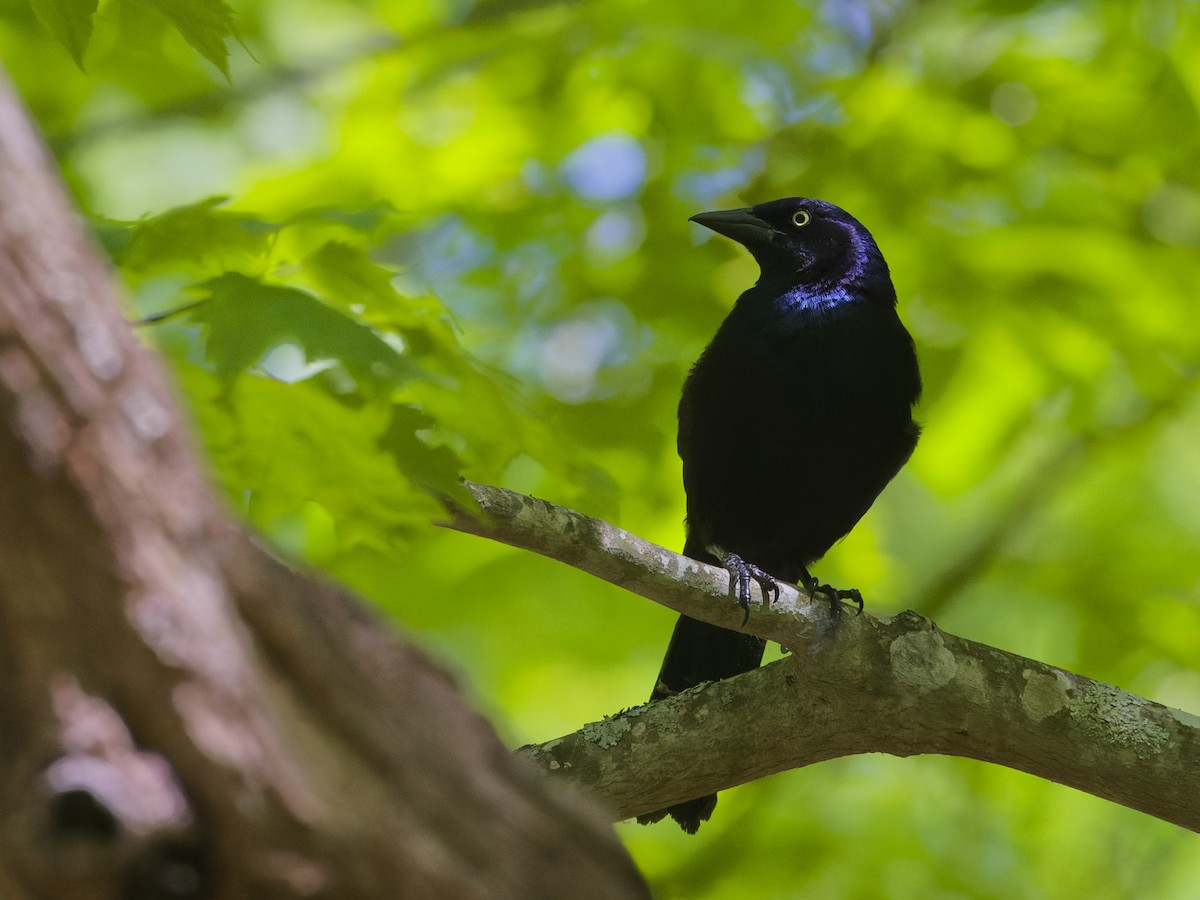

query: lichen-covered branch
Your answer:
[446,482,1200,832]
[443,481,840,649]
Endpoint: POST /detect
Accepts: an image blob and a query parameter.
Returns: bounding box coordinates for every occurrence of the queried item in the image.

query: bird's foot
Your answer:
[800,570,863,619]
[718,551,779,625]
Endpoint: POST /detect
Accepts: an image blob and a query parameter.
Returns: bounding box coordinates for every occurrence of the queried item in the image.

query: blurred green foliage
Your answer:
[5,0,1200,895]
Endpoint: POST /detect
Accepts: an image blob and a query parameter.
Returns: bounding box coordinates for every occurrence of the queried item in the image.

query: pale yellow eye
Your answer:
[792,209,812,227]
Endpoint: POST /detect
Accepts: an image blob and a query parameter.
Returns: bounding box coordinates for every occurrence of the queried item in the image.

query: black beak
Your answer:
[689,207,771,245]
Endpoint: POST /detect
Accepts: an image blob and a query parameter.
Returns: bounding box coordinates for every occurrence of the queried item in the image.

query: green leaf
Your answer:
[299,240,467,368]
[30,0,97,67]
[379,405,472,507]
[145,0,236,78]
[302,241,399,311]
[117,198,279,278]
[187,272,416,391]
[175,365,442,550]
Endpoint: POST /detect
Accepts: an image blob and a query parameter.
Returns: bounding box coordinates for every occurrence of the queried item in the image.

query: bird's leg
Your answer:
[800,568,864,618]
[709,546,779,626]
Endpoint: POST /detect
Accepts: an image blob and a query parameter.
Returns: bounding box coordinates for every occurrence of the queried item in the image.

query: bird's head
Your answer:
[690,197,886,294]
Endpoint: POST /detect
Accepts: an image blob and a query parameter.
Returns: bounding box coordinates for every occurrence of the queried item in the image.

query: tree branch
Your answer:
[444,481,1200,832]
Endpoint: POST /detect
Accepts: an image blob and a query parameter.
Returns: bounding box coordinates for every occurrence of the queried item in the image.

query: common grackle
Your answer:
[638,198,921,833]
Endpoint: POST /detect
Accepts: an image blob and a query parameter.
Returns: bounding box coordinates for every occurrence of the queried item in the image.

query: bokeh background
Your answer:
[4,0,1200,895]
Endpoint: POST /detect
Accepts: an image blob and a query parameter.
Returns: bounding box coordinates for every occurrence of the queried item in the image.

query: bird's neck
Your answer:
[749,225,895,315]
[775,282,860,314]
[739,267,895,318]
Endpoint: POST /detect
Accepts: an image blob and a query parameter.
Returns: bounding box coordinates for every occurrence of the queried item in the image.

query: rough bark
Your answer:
[0,70,647,900]
[445,481,1200,833]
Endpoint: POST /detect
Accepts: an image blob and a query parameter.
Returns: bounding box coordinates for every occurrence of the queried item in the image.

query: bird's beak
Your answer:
[689,207,771,244]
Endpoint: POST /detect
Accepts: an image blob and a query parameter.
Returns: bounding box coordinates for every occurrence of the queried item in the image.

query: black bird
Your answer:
[638,198,921,833]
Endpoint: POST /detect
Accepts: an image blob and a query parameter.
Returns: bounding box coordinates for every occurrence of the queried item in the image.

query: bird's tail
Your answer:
[636,542,768,833]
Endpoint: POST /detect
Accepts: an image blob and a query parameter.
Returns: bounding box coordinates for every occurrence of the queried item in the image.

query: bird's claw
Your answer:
[719,552,779,625]
[800,571,863,618]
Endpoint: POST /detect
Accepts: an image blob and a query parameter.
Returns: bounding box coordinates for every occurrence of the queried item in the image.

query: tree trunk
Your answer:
[0,68,647,900]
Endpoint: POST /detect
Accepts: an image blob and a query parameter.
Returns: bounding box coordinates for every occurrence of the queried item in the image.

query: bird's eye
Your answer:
[791,209,812,228]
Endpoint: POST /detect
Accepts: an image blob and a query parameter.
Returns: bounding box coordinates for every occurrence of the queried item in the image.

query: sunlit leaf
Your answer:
[176,364,440,550]
[186,272,416,390]
[29,0,96,66]
[116,198,279,278]
[144,0,235,77]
